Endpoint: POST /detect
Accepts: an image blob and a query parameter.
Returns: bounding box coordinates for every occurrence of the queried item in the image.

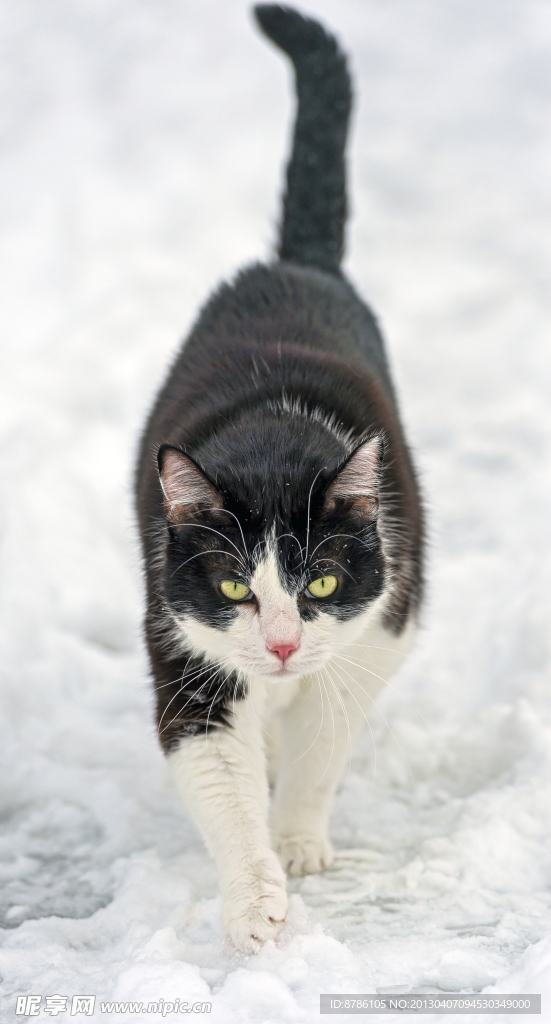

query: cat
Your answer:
[135,3,423,953]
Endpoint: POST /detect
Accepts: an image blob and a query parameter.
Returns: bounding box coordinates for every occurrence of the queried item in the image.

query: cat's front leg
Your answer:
[271,672,363,876]
[272,624,415,876]
[167,690,287,953]
[272,658,389,876]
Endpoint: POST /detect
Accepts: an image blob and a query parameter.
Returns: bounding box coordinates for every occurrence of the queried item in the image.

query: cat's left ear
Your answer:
[158,445,223,524]
[324,435,383,517]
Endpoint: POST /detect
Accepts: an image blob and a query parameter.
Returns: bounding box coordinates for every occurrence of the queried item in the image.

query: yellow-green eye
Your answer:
[306,575,338,599]
[220,580,251,601]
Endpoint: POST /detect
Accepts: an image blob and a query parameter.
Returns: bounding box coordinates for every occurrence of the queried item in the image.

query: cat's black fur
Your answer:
[135,4,423,753]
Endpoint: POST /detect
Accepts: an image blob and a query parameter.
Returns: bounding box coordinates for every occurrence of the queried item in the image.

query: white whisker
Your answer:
[170,548,245,578]
[311,556,356,583]
[308,532,375,563]
[332,652,430,729]
[329,657,415,786]
[303,467,325,566]
[204,670,235,736]
[173,521,247,566]
[327,659,377,794]
[325,663,353,789]
[158,665,221,737]
[288,675,326,765]
[300,668,337,798]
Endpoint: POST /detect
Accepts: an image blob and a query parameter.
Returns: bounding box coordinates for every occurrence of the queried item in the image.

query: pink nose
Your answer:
[268,641,298,663]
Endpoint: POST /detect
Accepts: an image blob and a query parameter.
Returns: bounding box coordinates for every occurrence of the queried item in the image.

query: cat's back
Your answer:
[178,261,395,396]
[139,260,397,455]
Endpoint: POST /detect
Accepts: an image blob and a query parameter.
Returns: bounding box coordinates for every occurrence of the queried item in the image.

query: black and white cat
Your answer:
[136,4,423,953]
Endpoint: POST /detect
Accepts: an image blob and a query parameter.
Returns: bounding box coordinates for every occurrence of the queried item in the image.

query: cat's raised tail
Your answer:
[254,4,351,274]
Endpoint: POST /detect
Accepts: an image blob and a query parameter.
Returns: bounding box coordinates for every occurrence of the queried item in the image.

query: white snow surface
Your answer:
[1,1,550,1021]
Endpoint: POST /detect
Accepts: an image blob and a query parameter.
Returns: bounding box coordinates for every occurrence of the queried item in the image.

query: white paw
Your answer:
[276,833,334,876]
[222,855,288,954]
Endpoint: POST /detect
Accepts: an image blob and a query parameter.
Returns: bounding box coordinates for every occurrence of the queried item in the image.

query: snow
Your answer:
[0,0,550,1021]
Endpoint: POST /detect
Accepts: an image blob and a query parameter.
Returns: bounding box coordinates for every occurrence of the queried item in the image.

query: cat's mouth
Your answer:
[260,654,325,681]
[235,654,307,681]
[270,663,297,677]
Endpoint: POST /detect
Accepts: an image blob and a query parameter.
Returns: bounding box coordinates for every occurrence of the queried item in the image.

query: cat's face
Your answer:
[158,440,386,682]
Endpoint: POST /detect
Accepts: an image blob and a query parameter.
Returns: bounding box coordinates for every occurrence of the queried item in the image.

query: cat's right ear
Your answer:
[157,446,223,524]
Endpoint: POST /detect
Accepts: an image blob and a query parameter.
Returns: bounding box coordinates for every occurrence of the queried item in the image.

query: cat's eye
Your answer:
[306,575,338,599]
[220,580,252,602]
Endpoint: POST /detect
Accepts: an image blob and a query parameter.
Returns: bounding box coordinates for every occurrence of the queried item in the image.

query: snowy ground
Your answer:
[1,1,550,1021]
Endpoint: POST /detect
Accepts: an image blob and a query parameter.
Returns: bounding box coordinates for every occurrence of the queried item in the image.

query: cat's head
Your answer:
[156,432,387,682]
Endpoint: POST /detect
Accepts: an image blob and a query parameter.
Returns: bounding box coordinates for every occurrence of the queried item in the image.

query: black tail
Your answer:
[254,4,352,275]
